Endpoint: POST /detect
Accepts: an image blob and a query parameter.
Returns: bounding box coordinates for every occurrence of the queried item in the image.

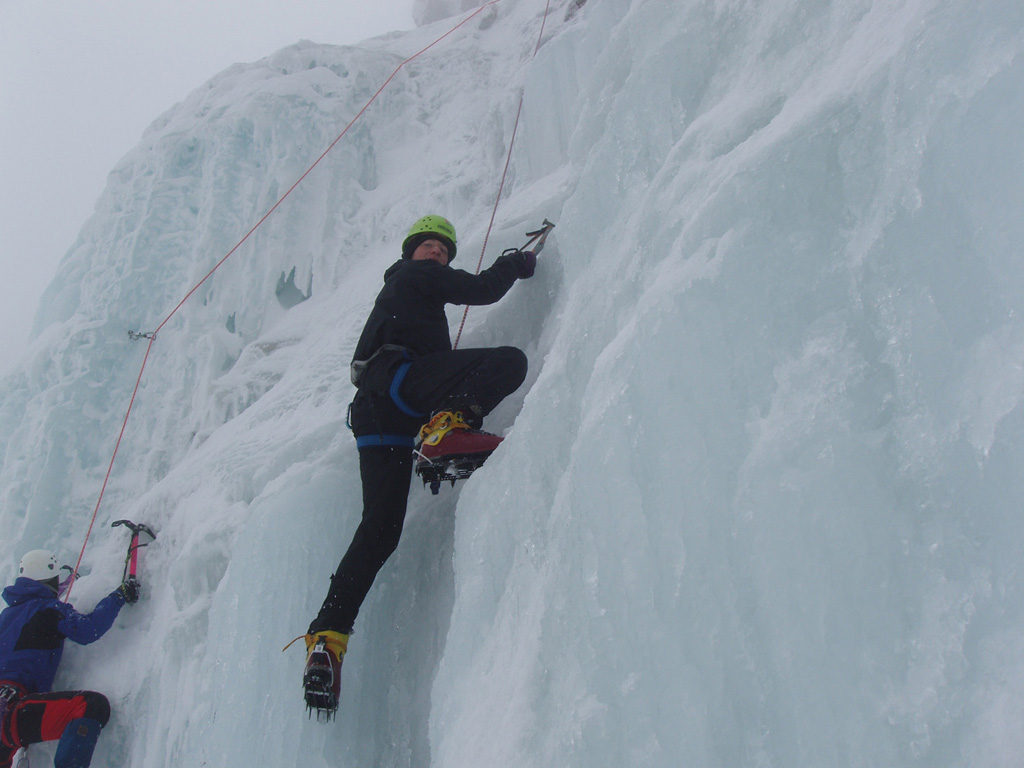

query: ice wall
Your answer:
[1,0,1024,766]
[435,1,1024,765]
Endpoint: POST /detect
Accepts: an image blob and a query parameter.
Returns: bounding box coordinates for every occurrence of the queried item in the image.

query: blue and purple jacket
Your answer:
[0,578,124,692]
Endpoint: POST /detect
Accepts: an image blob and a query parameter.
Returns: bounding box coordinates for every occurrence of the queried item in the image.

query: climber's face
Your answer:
[411,238,450,266]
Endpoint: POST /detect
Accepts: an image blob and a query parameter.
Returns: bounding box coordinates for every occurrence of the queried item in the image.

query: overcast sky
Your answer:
[0,0,414,375]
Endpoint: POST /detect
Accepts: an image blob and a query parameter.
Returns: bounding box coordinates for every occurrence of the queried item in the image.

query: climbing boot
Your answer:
[303,630,349,721]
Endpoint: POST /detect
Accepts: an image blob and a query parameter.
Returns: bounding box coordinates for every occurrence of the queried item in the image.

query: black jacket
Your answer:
[353,255,521,364]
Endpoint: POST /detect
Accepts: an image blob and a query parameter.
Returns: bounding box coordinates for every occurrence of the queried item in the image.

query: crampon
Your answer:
[415,450,495,494]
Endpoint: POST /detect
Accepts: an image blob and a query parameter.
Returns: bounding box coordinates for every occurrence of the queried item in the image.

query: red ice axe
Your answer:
[111,519,157,581]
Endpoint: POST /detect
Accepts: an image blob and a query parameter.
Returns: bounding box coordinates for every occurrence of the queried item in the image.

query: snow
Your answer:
[2,0,1024,765]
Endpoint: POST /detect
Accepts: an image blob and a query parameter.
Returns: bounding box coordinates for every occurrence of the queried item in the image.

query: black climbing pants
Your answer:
[310,346,527,634]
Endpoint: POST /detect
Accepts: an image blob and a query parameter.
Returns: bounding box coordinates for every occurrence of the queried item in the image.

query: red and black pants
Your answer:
[0,686,109,767]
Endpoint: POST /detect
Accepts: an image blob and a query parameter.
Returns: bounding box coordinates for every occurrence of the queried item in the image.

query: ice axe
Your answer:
[519,218,555,256]
[111,519,156,582]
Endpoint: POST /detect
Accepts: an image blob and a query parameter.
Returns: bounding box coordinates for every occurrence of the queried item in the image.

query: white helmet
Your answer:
[19,549,59,582]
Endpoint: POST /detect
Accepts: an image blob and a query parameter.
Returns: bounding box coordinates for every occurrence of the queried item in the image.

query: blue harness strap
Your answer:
[347,353,424,449]
[388,361,427,418]
[355,434,416,449]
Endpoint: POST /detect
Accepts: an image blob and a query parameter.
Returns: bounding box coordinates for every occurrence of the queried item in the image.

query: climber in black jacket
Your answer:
[301,214,535,715]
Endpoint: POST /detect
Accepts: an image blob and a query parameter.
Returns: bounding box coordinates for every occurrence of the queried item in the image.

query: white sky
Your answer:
[0,0,415,375]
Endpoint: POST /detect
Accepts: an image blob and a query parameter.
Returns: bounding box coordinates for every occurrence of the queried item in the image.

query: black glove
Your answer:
[509,249,537,279]
[117,577,141,605]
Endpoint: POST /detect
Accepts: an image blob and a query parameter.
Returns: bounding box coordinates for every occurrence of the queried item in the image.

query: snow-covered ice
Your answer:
[2,0,1024,765]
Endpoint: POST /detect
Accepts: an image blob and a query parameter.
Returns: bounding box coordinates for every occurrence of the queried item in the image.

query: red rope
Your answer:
[453,0,553,349]
[64,0,503,601]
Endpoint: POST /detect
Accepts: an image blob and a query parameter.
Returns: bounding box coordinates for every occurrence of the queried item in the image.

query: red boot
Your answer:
[415,410,502,493]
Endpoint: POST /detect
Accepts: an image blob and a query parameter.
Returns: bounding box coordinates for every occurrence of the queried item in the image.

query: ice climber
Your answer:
[0,549,140,768]
[302,214,537,717]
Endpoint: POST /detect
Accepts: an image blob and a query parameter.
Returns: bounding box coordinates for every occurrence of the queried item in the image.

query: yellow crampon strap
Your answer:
[417,411,471,446]
[309,631,350,657]
[282,630,350,657]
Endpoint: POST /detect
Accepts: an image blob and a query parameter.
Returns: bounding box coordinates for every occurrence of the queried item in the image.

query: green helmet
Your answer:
[402,215,457,261]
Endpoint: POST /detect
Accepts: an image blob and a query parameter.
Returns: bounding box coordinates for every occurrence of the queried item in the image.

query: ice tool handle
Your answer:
[112,519,156,581]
